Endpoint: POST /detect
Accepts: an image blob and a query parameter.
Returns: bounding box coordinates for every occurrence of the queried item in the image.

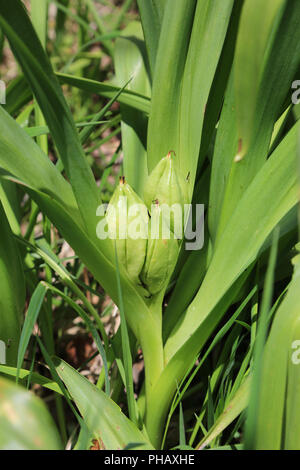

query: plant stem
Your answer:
[139,294,164,446]
[145,377,171,449]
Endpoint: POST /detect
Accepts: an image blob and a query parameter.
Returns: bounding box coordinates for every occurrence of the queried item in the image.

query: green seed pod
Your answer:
[106,177,149,285]
[144,151,189,237]
[140,202,179,295]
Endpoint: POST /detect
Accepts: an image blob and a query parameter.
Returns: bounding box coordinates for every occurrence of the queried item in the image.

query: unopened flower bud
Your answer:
[144,151,189,237]
[106,177,149,285]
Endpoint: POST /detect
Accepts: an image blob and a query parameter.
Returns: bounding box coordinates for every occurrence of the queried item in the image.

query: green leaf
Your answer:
[42,281,110,395]
[0,377,62,450]
[146,0,196,173]
[234,0,285,160]
[178,403,186,447]
[137,0,166,74]
[0,201,25,366]
[208,71,238,244]
[0,178,21,235]
[245,229,279,449]
[178,0,234,190]
[54,358,154,450]
[57,72,151,114]
[31,0,48,154]
[0,365,63,395]
[248,257,300,449]
[115,21,150,196]
[5,75,32,116]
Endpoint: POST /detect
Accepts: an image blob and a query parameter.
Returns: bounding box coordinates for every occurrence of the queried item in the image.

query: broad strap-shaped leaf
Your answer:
[31,0,48,153]
[0,201,25,366]
[194,0,243,178]
[16,283,47,382]
[0,178,21,234]
[234,0,285,160]
[57,73,151,114]
[5,75,32,116]
[115,21,150,196]
[146,0,196,173]
[178,0,234,192]
[54,358,154,450]
[0,377,62,450]
[208,71,238,245]
[137,0,166,75]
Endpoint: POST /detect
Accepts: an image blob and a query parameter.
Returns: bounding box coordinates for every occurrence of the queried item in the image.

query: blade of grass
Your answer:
[197,377,250,450]
[178,0,234,191]
[16,283,47,384]
[42,281,110,395]
[146,0,196,173]
[234,0,285,160]
[216,0,300,241]
[0,201,25,366]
